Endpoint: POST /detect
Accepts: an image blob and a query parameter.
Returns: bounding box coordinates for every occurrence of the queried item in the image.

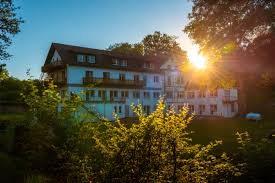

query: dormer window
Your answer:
[144,62,153,69]
[112,59,119,65]
[120,60,127,67]
[87,55,96,63]
[112,59,127,66]
[77,54,85,62]
[77,54,96,63]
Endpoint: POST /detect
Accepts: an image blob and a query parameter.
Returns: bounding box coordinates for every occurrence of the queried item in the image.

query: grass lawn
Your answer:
[188,116,275,152]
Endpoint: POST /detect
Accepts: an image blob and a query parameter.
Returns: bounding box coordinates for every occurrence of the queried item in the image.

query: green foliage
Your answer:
[0,75,26,103]
[108,42,144,56]
[0,0,24,61]
[108,31,187,58]
[235,131,275,182]
[184,0,274,60]
[16,80,83,173]
[61,99,241,182]
[142,31,187,57]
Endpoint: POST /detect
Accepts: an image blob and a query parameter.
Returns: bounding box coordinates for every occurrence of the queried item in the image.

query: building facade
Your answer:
[42,43,238,120]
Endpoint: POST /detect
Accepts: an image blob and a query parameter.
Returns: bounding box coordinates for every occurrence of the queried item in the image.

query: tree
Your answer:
[0,0,23,61]
[108,31,188,58]
[184,0,275,60]
[61,99,242,182]
[108,42,144,56]
[142,31,187,57]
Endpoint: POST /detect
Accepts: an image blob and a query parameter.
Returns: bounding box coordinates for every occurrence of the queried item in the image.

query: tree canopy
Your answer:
[107,42,144,56]
[108,31,187,58]
[142,31,187,56]
[184,0,275,61]
[0,0,23,61]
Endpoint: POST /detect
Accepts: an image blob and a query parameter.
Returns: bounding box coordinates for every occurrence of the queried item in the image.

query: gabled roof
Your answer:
[44,42,168,65]
[43,43,171,73]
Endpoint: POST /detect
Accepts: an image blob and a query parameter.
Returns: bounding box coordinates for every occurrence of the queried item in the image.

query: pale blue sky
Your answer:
[6,0,195,79]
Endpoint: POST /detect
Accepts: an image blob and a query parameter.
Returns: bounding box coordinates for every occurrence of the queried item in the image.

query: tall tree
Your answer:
[108,32,187,58]
[142,31,187,57]
[107,42,144,56]
[0,0,23,61]
[184,0,275,61]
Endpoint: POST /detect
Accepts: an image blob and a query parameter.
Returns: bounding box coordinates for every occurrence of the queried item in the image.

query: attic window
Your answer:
[112,59,119,65]
[120,60,127,67]
[112,59,127,66]
[144,62,153,69]
[87,55,96,63]
[77,54,85,62]
[77,54,96,63]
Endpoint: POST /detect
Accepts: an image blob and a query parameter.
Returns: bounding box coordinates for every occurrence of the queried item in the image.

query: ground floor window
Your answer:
[188,105,195,113]
[143,105,150,115]
[210,104,217,115]
[231,103,235,112]
[199,105,205,114]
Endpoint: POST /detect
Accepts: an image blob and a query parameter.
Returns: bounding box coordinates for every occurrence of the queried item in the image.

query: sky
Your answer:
[6,0,196,79]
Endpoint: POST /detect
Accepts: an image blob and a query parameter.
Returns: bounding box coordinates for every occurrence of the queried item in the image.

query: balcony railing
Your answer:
[222,96,238,103]
[42,61,64,72]
[83,77,145,88]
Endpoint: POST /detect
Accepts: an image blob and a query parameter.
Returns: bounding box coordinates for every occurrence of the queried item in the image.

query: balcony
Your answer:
[222,96,238,103]
[42,61,65,72]
[83,77,145,88]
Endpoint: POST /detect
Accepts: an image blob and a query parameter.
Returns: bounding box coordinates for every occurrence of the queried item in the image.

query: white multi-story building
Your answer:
[161,59,238,118]
[42,43,238,120]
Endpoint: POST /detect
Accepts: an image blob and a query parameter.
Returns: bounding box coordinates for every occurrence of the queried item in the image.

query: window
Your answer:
[167,76,172,86]
[177,91,185,98]
[86,90,95,101]
[166,91,173,98]
[112,59,119,65]
[87,55,96,63]
[98,90,106,98]
[188,105,195,113]
[121,91,129,98]
[119,106,122,113]
[85,71,93,77]
[176,76,184,84]
[210,104,217,115]
[77,54,85,62]
[153,92,160,98]
[231,103,235,112]
[187,91,195,99]
[110,90,118,98]
[134,75,139,81]
[198,90,206,98]
[103,72,110,80]
[143,105,150,115]
[209,89,218,97]
[114,106,117,113]
[143,75,147,82]
[120,60,127,66]
[119,73,125,81]
[144,92,150,99]
[133,91,140,98]
[199,105,205,115]
[143,62,153,69]
[153,76,159,83]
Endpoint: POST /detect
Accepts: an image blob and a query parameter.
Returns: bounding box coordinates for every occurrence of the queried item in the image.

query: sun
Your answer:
[187,50,207,69]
